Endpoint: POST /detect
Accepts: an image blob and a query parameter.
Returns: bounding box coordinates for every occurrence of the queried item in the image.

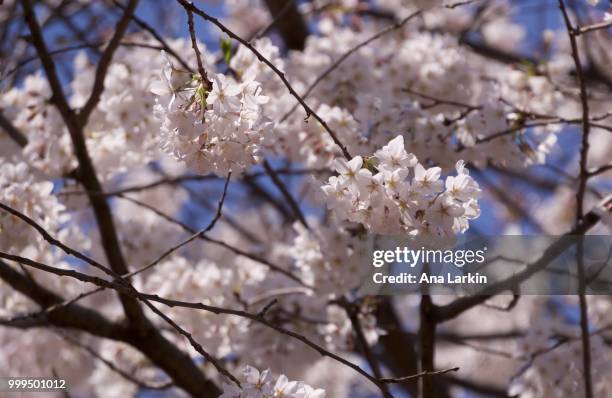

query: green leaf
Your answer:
[220,37,233,65]
[195,83,208,108]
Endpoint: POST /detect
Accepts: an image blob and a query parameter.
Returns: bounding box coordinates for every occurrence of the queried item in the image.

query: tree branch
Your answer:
[263,159,309,229]
[559,1,595,397]
[381,367,459,384]
[0,250,453,395]
[21,0,148,329]
[261,0,308,50]
[341,299,393,398]
[0,260,127,340]
[0,110,27,147]
[116,194,308,285]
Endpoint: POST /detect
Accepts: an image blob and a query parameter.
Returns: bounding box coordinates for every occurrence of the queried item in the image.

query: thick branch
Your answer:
[0,250,445,394]
[377,299,420,397]
[0,110,27,147]
[21,0,148,329]
[0,260,127,340]
[342,300,393,398]
[262,0,308,50]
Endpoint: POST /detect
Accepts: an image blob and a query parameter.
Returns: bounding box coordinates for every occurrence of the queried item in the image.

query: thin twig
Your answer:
[380,367,460,383]
[341,299,393,398]
[56,330,174,391]
[434,195,612,323]
[0,287,104,326]
[112,0,193,72]
[279,9,422,124]
[588,163,612,177]
[185,7,212,91]
[0,202,120,280]
[129,173,231,277]
[576,19,612,35]
[263,160,309,229]
[116,191,309,286]
[559,1,594,397]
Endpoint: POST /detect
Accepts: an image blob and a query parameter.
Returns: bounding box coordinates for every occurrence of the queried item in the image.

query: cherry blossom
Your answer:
[321,135,481,236]
[219,366,325,398]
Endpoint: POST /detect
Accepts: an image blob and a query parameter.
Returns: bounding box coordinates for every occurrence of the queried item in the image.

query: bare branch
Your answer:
[576,19,612,35]
[0,110,27,147]
[263,159,309,229]
[381,367,460,384]
[56,330,174,391]
[280,9,422,124]
[261,0,308,50]
[185,7,212,91]
[559,2,595,397]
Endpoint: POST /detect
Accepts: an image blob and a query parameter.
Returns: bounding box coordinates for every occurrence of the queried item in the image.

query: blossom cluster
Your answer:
[0,36,198,181]
[278,20,563,171]
[321,136,481,236]
[220,366,325,398]
[0,73,76,176]
[132,218,380,372]
[0,160,67,253]
[152,54,273,176]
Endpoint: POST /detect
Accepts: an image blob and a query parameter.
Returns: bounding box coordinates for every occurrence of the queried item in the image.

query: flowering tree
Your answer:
[0,0,611,397]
